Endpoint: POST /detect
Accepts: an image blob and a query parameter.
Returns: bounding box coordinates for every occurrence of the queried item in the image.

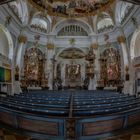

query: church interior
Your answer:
[0,0,140,140]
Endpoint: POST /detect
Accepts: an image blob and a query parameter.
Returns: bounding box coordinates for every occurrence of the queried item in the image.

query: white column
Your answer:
[129,60,136,95]
[13,35,27,95]
[92,43,99,89]
[10,36,19,96]
[81,62,86,86]
[61,63,66,87]
[88,78,94,90]
[16,35,27,78]
[117,36,130,94]
[46,43,55,90]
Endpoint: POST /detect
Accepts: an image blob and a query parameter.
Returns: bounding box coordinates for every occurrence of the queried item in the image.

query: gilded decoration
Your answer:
[99,48,121,87]
[18,35,27,44]
[91,43,98,50]
[85,48,95,78]
[22,48,47,88]
[28,0,115,18]
[47,43,55,50]
[117,36,126,44]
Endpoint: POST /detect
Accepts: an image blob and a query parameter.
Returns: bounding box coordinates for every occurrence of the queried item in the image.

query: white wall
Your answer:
[0,28,9,57]
[135,32,140,57]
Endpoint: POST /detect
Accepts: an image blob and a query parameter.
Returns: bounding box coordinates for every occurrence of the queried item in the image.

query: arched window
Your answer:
[97,13,114,33]
[58,25,88,36]
[30,17,49,33]
[31,18,47,29]
[30,13,52,33]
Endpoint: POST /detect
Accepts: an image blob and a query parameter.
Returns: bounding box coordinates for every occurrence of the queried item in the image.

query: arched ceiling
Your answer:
[7,0,137,35]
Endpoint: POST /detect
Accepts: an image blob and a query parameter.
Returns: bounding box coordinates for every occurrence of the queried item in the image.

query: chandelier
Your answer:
[28,0,115,17]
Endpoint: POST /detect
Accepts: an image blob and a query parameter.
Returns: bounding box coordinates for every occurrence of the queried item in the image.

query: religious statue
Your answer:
[107,66,113,80]
[23,48,45,87]
[99,48,121,87]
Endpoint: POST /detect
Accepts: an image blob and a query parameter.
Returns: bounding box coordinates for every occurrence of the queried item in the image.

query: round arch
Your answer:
[32,12,52,24]
[0,24,13,60]
[56,47,86,59]
[130,26,140,60]
[96,12,114,33]
[52,19,93,35]
[30,12,52,33]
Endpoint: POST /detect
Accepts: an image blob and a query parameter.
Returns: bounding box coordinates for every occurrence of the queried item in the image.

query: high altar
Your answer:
[21,43,122,90]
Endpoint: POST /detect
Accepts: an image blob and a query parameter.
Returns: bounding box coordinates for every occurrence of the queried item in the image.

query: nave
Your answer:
[0,0,140,139]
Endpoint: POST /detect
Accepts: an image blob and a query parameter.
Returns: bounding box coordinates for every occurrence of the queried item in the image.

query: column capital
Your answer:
[91,43,98,50]
[18,35,27,44]
[117,36,126,44]
[47,43,55,50]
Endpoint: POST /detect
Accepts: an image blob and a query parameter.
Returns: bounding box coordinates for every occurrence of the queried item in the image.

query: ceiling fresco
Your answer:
[28,0,114,17]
